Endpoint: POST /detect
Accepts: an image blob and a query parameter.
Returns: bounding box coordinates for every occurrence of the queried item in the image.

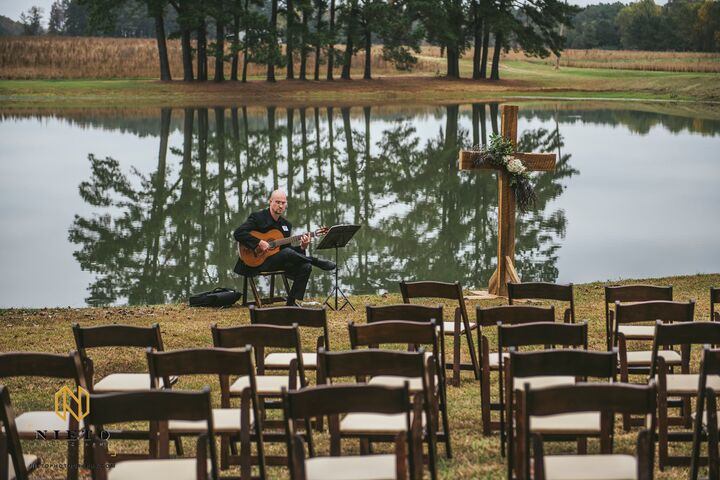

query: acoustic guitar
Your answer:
[237,227,329,268]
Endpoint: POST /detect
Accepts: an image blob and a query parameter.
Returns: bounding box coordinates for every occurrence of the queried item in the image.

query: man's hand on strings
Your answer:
[257,240,270,253]
[300,234,310,250]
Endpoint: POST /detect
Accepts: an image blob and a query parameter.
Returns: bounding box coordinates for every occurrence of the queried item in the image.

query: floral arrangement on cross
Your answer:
[470,133,536,213]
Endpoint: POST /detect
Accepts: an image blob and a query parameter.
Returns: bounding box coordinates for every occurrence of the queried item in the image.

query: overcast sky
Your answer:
[1,0,667,25]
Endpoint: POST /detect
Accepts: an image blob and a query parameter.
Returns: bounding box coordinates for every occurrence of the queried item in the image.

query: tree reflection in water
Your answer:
[69,104,577,306]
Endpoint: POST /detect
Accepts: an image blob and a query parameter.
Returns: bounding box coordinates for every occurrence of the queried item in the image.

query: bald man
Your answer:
[234,190,335,306]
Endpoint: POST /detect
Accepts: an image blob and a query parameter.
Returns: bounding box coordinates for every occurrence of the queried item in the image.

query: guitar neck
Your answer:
[269,231,317,248]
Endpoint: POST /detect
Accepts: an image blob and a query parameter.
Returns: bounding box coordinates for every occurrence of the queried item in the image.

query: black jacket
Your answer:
[233,209,305,275]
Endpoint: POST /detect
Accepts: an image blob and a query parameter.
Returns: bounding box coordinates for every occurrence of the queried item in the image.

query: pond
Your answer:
[1,101,718,308]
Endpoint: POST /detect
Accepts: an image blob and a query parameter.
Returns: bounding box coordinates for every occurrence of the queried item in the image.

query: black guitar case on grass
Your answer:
[189,287,241,307]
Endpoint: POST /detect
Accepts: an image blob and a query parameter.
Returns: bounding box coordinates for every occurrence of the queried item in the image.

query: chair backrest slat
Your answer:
[147,347,255,379]
[499,322,587,349]
[318,349,426,381]
[400,281,461,302]
[211,323,302,350]
[653,320,720,347]
[366,304,443,325]
[72,323,164,350]
[605,285,673,304]
[283,384,409,419]
[508,282,573,302]
[510,350,617,379]
[0,352,85,385]
[349,320,438,348]
[477,305,555,327]
[614,300,694,325]
[524,382,657,417]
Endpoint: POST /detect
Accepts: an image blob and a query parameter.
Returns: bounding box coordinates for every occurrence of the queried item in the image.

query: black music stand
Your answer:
[316,224,361,311]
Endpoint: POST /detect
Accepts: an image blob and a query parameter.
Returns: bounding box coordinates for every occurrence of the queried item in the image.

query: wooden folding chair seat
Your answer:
[348,319,451,459]
[508,282,576,324]
[651,321,720,469]
[146,347,265,477]
[604,284,672,351]
[282,383,424,480]
[86,388,219,480]
[506,348,617,479]
[519,383,657,480]
[0,352,87,480]
[475,304,555,436]
[250,305,330,371]
[399,281,480,386]
[317,349,438,480]
[498,321,589,458]
[712,287,720,322]
[0,386,43,480]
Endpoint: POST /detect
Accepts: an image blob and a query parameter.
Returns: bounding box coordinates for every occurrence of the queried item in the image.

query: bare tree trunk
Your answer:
[363,25,371,80]
[341,0,357,80]
[299,5,308,80]
[268,0,278,81]
[181,29,194,81]
[214,15,225,82]
[197,20,208,81]
[480,28,490,78]
[313,0,325,80]
[286,0,295,79]
[490,31,502,80]
[231,12,240,80]
[327,0,336,80]
[472,1,482,80]
[153,13,171,81]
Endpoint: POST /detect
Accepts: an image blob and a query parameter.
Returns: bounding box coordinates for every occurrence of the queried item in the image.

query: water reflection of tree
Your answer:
[69,104,577,306]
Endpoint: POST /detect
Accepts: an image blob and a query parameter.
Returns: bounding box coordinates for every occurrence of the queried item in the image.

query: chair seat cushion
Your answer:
[513,376,576,390]
[488,352,510,368]
[264,352,317,369]
[618,325,654,340]
[305,454,397,480]
[169,408,253,433]
[14,411,78,435]
[443,321,477,334]
[368,375,425,392]
[530,412,601,434]
[93,373,153,392]
[544,454,637,480]
[626,350,681,366]
[655,374,720,394]
[7,454,40,480]
[109,458,209,480]
[231,375,302,395]
[339,412,426,434]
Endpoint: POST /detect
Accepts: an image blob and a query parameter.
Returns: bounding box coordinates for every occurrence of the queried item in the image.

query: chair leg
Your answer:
[67,438,78,480]
[453,331,461,387]
[658,387,668,470]
[481,336,492,436]
[458,308,480,380]
[242,275,249,306]
[249,277,262,307]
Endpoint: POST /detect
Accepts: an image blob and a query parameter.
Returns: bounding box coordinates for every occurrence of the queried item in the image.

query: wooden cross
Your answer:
[458,105,557,297]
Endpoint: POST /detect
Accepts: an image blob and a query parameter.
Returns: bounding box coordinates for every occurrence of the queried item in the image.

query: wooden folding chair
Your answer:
[0,352,86,480]
[651,321,720,469]
[250,305,330,372]
[399,281,480,386]
[712,287,720,322]
[365,304,447,384]
[0,386,42,480]
[86,388,219,480]
[497,321,588,458]
[506,348,617,479]
[211,323,309,463]
[615,300,694,430]
[72,323,181,457]
[691,348,720,480]
[348,319,451,459]
[147,347,266,477]
[317,348,438,480]
[282,383,424,480]
[519,383,657,480]
[475,305,555,435]
[508,282,576,323]
[604,284,672,351]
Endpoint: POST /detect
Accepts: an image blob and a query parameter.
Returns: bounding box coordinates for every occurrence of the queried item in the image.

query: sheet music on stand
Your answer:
[316,224,361,311]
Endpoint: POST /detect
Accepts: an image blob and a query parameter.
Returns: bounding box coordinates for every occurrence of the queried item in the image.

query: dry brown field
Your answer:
[2,36,719,80]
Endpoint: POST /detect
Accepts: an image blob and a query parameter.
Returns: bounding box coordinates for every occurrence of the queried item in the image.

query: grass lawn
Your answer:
[1,58,719,110]
[1,273,718,479]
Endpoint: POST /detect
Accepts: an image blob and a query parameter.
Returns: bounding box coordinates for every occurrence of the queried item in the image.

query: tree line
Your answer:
[566,0,720,52]
[18,0,577,81]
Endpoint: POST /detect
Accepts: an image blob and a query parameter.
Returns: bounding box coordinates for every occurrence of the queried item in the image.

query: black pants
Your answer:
[259,248,313,301]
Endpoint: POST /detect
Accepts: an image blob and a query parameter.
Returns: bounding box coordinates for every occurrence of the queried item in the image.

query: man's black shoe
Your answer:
[311,257,336,271]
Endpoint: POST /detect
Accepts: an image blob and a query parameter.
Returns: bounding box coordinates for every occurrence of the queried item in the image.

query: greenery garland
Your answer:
[470,133,536,213]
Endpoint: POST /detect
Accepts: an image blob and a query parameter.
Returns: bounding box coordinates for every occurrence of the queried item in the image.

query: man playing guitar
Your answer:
[233,189,336,306]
